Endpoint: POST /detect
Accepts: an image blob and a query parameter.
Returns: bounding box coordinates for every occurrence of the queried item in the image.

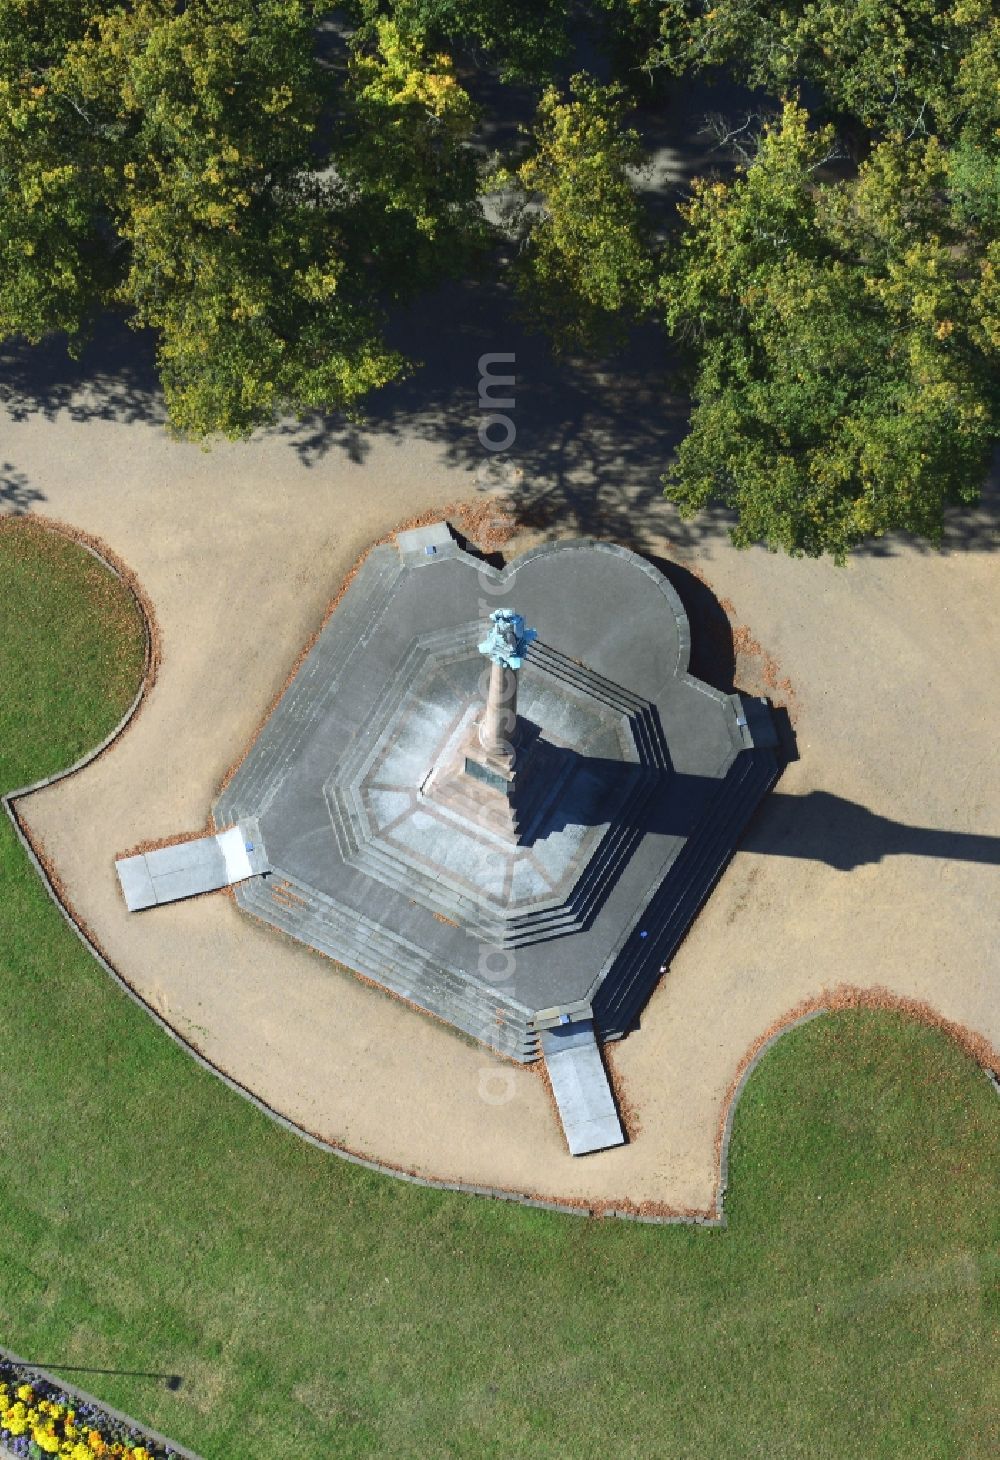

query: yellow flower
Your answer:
[32,1422,61,1453]
[5,1400,28,1435]
[16,1383,34,1403]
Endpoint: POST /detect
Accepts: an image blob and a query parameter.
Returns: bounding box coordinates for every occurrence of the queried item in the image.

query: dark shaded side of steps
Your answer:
[592,747,781,1040]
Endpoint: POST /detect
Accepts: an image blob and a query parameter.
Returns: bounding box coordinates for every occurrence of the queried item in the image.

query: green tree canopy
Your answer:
[347,0,572,81]
[0,0,488,437]
[337,11,484,292]
[0,1,996,558]
[651,0,999,142]
[649,0,1000,308]
[660,101,997,558]
[495,75,654,356]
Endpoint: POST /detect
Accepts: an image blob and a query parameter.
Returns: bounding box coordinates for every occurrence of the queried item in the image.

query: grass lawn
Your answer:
[0,517,997,1459]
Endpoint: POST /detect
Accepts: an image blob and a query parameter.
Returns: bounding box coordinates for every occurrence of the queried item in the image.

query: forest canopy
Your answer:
[0,0,996,556]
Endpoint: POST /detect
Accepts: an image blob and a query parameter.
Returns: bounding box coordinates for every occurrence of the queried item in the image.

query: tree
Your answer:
[109,0,406,439]
[660,102,997,559]
[0,2,115,344]
[495,75,655,356]
[337,11,485,293]
[347,0,572,81]
[1,0,996,539]
[651,0,999,143]
[0,1,488,438]
[649,0,1000,325]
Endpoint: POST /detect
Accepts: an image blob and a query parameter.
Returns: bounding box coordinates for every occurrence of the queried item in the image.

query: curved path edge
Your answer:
[5,518,998,1227]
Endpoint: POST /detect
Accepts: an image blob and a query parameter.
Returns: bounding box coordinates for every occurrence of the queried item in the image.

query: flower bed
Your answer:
[0,1362,183,1460]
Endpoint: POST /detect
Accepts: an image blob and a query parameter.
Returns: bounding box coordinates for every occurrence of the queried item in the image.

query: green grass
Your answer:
[1,519,998,1459]
[0,519,147,790]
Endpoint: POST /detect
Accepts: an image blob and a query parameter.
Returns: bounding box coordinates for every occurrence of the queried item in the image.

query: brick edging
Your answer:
[0,1342,204,1459]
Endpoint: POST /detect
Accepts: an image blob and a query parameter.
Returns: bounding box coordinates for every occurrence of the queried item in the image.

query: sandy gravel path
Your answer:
[4,320,998,1216]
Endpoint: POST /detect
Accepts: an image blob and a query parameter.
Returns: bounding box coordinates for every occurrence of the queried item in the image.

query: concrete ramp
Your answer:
[116,818,268,911]
[542,1021,625,1156]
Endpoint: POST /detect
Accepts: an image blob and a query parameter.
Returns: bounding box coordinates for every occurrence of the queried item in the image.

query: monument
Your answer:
[118,522,780,1155]
[466,608,534,789]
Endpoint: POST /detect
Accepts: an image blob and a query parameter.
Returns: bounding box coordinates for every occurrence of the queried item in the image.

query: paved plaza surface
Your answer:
[4,311,998,1214]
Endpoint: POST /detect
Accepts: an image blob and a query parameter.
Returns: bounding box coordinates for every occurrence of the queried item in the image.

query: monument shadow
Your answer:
[524,751,1000,874]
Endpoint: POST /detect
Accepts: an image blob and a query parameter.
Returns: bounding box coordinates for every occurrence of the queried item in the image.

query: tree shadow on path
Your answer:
[275,265,739,558]
[0,314,164,428]
[1,252,994,562]
[0,462,45,514]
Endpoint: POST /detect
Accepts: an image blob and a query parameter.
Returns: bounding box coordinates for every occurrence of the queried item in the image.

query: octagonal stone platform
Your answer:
[215,528,780,1063]
[325,624,667,946]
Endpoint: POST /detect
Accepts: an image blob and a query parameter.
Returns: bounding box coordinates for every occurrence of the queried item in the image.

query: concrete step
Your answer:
[604,755,761,973]
[542,1020,625,1156]
[246,894,538,1062]
[595,764,765,1030]
[333,623,475,792]
[238,876,539,1061]
[593,756,770,1017]
[529,642,649,715]
[117,819,267,910]
[330,751,658,947]
[217,548,404,824]
[528,648,671,766]
[528,644,670,773]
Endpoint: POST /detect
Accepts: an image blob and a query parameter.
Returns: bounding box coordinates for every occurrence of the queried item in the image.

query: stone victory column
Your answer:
[463,608,537,801]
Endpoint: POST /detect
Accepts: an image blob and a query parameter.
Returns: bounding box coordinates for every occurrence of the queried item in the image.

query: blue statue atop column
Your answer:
[478,609,536,670]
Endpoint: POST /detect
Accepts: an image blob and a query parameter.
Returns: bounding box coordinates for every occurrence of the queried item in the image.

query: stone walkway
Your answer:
[4,320,998,1216]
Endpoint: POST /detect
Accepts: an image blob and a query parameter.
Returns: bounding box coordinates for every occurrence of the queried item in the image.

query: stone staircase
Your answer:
[218,536,783,1068]
[593,740,780,1041]
[527,641,671,771]
[236,872,542,1062]
[236,733,777,1065]
[324,633,672,947]
[215,546,406,827]
[328,755,659,948]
